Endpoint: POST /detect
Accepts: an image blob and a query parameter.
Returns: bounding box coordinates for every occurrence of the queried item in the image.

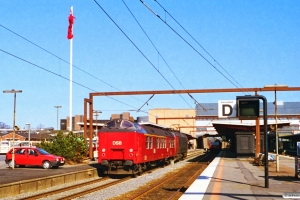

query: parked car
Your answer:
[5,147,65,169]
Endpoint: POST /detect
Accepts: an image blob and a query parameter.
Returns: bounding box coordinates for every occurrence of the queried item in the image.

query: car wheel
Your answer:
[42,161,51,169]
[8,160,16,168]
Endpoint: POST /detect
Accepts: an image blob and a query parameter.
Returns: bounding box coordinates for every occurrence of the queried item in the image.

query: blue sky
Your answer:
[1,0,300,130]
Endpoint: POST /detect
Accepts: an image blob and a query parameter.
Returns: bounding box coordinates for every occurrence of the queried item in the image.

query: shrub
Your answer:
[38,131,88,163]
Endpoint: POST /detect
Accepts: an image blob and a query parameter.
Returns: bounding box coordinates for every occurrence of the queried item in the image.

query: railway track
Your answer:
[112,151,217,200]
[17,149,206,200]
[17,176,130,200]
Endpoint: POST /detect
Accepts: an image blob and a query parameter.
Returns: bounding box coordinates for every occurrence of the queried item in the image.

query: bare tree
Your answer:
[0,122,10,129]
[36,123,44,130]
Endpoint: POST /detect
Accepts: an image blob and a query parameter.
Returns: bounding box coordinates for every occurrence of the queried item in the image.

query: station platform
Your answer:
[180,150,300,200]
[0,160,100,185]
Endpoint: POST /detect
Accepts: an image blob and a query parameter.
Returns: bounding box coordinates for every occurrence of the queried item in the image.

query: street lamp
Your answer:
[264,84,288,172]
[54,106,62,130]
[3,89,22,169]
[25,123,30,145]
[93,110,102,134]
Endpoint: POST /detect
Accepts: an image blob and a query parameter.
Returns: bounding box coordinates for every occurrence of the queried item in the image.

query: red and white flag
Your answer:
[67,8,75,39]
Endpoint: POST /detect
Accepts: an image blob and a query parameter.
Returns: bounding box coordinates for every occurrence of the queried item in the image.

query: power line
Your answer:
[154,0,248,94]
[94,0,197,126]
[0,24,121,92]
[121,0,195,109]
[0,23,157,109]
[140,0,246,94]
[0,24,191,127]
[93,0,178,92]
[0,48,144,112]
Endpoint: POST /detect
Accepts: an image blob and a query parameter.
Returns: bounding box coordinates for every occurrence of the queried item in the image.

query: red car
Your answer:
[5,147,65,169]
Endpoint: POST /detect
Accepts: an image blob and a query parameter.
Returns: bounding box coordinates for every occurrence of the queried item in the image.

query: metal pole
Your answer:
[262,96,269,188]
[54,106,62,130]
[26,123,31,144]
[28,124,31,145]
[275,89,279,171]
[237,95,268,188]
[3,89,22,169]
[12,92,16,169]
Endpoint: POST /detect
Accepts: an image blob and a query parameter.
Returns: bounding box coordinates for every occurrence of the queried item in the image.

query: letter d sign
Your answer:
[218,100,236,118]
[222,104,233,116]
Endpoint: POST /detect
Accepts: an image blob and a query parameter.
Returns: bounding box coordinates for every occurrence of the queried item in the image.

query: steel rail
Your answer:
[131,152,216,199]
[57,177,131,200]
[18,177,112,200]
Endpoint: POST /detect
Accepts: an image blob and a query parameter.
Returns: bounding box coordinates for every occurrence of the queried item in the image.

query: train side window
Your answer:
[150,137,153,149]
[146,136,149,149]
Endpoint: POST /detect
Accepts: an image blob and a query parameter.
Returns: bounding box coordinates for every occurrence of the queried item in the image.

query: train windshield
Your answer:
[105,119,147,133]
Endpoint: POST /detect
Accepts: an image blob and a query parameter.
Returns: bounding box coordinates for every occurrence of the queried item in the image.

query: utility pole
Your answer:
[3,89,22,169]
[54,106,62,130]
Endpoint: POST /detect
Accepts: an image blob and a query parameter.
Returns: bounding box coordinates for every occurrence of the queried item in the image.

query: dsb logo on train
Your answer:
[112,141,122,145]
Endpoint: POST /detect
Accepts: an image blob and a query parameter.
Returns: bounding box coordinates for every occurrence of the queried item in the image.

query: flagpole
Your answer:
[69,6,73,132]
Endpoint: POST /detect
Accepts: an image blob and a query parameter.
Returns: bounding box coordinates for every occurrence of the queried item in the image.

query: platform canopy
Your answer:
[212,122,291,139]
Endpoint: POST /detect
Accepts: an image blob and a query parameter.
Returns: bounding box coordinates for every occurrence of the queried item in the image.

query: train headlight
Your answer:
[102,148,106,152]
[129,148,133,152]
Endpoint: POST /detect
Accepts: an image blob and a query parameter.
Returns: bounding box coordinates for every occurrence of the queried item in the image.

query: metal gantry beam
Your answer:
[89,87,300,97]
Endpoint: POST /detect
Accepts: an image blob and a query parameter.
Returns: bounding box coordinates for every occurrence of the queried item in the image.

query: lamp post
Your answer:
[93,110,102,135]
[3,89,22,169]
[264,84,288,172]
[25,123,30,145]
[54,106,62,130]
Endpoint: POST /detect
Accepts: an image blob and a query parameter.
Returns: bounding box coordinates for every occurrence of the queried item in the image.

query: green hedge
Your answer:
[38,131,88,163]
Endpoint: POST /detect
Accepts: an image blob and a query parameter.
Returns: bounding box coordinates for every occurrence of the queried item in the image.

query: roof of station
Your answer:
[195,102,299,138]
[212,122,291,139]
[196,102,300,116]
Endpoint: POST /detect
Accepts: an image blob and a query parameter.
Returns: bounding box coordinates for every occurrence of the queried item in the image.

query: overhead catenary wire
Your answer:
[140,0,245,93]
[0,24,121,93]
[93,0,200,127]
[0,24,191,128]
[154,0,248,95]
[0,24,157,114]
[121,0,197,110]
[93,0,180,94]
[0,48,147,114]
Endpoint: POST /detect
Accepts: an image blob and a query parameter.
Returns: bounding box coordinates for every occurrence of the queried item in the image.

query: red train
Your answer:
[98,119,188,175]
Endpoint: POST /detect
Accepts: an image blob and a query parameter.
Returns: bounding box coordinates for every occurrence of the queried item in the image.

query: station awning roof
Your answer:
[211,122,291,138]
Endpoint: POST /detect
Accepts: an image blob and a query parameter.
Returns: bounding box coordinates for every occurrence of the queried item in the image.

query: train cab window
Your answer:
[106,120,116,128]
[121,120,134,128]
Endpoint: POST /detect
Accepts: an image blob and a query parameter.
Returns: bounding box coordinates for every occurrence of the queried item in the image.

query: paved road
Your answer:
[0,155,8,169]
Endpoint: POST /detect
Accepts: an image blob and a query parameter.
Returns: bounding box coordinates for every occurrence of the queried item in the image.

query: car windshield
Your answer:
[36,148,50,155]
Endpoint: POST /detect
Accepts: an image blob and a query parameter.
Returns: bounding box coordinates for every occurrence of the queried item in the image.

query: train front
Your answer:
[98,119,146,175]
